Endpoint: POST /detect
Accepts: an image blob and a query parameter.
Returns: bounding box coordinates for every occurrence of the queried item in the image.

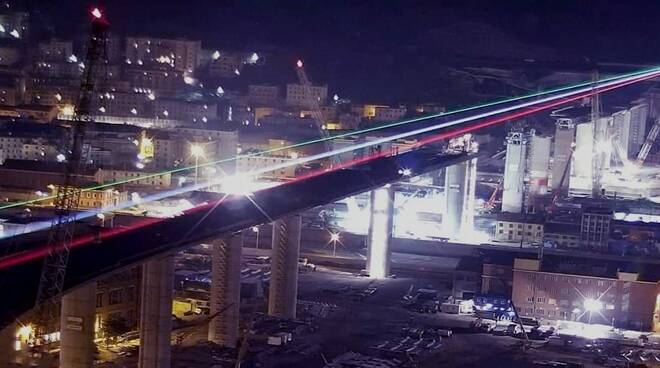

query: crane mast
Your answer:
[295,60,339,167]
[34,8,109,333]
[635,118,660,167]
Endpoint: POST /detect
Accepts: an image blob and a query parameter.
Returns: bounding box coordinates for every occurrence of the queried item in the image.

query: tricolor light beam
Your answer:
[1,66,658,212]
[0,69,657,242]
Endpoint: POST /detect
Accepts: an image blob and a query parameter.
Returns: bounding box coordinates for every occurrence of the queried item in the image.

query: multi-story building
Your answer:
[371,105,407,122]
[51,186,128,209]
[494,212,544,244]
[100,167,172,189]
[511,258,659,331]
[153,98,216,122]
[481,262,514,297]
[125,68,184,97]
[125,37,201,72]
[543,222,580,249]
[0,159,102,190]
[236,153,296,180]
[285,83,328,107]
[208,52,244,78]
[95,267,141,338]
[580,207,612,252]
[0,12,28,41]
[247,85,280,105]
[37,39,73,62]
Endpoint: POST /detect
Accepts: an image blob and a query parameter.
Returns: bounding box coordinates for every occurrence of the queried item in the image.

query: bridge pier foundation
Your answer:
[208,232,243,347]
[138,256,174,368]
[367,186,394,278]
[0,323,16,368]
[59,282,97,368]
[268,215,301,319]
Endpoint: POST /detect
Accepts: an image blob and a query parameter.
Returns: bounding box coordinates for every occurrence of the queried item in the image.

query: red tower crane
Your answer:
[34,7,109,335]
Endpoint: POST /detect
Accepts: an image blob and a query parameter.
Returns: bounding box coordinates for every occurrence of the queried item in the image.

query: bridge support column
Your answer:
[59,282,97,368]
[268,215,301,319]
[0,323,16,368]
[367,185,394,278]
[139,256,174,368]
[208,232,243,347]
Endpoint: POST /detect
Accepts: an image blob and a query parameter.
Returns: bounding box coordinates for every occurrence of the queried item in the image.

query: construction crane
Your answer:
[484,179,502,210]
[34,7,109,337]
[295,60,339,167]
[634,118,660,167]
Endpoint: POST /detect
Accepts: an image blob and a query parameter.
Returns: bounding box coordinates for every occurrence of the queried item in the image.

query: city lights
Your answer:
[190,144,205,185]
[220,174,256,196]
[61,104,75,116]
[328,231,342,256]
[91,7,103,19]
[583,298,603,312]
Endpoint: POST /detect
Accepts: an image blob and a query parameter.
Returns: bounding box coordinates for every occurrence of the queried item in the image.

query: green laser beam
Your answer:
[1,65,658,211]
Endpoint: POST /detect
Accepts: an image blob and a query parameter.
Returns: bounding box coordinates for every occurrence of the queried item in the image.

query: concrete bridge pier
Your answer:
[138,256,174,368]
[59,282,97,368]
[0,323,16,368]
[208,232,243,347]
[268,215,302,319]
[366,185,395,278]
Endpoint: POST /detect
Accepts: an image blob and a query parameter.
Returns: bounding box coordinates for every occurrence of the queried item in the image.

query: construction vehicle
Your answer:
[34,6,109,343]
[295,60,339,167]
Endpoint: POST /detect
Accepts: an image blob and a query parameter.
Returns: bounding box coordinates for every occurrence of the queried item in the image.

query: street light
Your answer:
[583,298,603,313]
[329,231,341,256]
[583,298,603,325]
[252,226,260,249]
[190,144,205,185]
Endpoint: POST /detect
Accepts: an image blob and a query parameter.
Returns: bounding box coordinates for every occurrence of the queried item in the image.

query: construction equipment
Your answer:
[295,60,339,167]
[484,179,502,210]
[635,118,660,167]
[34,7,109,337]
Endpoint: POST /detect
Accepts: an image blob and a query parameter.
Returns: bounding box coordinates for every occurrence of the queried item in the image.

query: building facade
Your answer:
[511,259,658,331]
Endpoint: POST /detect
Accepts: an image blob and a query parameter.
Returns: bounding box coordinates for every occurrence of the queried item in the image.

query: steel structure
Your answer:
[34,9,109,332]
[295,60,339,167]
[635,118,660,166]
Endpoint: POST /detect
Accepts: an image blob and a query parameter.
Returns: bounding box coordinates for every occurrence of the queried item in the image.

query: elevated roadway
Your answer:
[0,148,478,327]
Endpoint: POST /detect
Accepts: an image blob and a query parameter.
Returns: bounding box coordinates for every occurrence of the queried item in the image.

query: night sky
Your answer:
[25,1,660,102]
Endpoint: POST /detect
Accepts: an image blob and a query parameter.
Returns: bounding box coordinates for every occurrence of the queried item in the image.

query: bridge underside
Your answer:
[0,149,478,328]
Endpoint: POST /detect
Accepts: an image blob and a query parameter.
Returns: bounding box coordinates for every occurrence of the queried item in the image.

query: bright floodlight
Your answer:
[221,174,255,196]
[56,153,66,162]
[583,298,602,312]
[251,226,259,233]
[399,168,412,177]
[190,144,204,158]
[330,232,340,242]
[91,8,103,19]
[296,60,303,68]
